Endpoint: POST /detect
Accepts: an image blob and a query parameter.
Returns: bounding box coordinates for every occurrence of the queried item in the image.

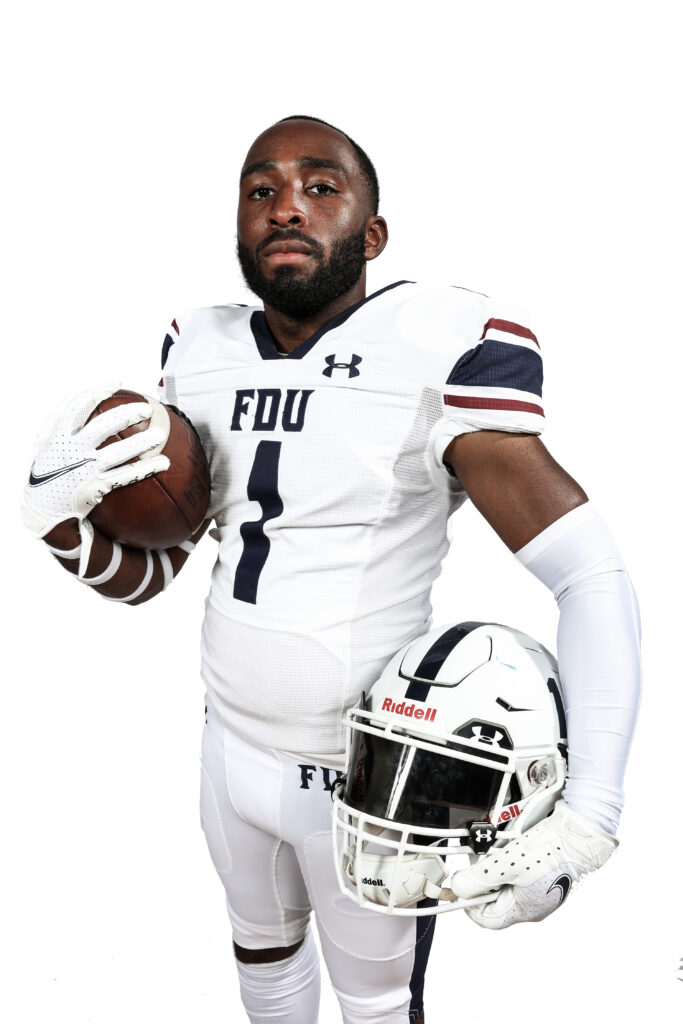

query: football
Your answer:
[87,389,211,549]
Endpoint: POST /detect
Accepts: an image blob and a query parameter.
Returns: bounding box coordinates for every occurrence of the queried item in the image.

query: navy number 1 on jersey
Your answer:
[233,441,283,604]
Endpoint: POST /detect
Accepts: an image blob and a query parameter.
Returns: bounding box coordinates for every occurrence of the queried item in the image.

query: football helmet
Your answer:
[332,621,568,916]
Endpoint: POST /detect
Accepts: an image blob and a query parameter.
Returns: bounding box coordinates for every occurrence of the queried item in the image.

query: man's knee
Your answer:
[334,984,415,1023]
[233,937,305,965]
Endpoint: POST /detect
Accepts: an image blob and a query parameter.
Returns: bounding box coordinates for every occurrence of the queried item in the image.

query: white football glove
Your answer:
[448,799,617,929]
[22,382,170,574]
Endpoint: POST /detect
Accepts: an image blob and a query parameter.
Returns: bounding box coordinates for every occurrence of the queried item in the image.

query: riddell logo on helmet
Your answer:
[381,698,437,722]
[495,804,520,824]
[362,877,385,886]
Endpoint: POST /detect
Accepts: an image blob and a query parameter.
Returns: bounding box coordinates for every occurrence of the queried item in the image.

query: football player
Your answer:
[23,116,641,1024]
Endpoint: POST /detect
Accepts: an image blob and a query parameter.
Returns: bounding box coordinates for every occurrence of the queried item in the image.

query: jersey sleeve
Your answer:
[157,316,182,404]
[430,303,545,470]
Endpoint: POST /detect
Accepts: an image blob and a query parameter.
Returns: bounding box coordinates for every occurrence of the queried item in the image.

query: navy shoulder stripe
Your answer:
[446,339,542,397]
[161,333,175,370]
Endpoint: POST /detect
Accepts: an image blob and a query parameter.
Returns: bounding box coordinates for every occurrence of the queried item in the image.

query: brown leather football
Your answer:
[87,389,211,549]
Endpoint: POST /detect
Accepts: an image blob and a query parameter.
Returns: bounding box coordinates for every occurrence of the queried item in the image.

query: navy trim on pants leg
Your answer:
[408,899,437,1021]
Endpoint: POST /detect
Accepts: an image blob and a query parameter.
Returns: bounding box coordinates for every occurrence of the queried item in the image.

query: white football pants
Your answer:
[200,699,435,1023]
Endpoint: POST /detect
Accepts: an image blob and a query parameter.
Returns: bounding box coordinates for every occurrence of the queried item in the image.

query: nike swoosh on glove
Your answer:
[22,382,170,574]
[448,799,617,929]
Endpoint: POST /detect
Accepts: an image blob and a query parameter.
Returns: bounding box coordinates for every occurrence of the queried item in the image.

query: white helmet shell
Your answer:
[332,621,568,915]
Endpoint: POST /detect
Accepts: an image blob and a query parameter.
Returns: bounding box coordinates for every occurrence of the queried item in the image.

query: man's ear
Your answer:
[364,216,389,261]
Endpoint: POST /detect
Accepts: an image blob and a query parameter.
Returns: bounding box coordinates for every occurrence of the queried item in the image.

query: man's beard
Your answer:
[237,227,367,317]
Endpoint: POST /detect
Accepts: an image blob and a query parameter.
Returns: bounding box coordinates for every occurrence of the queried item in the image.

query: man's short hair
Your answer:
[277,115,380,216]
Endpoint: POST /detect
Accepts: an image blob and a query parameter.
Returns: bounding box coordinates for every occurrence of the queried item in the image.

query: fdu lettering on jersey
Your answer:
[231,388,314,432]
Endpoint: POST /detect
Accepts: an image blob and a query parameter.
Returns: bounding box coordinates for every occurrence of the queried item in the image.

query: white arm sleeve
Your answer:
[516,502,641,836]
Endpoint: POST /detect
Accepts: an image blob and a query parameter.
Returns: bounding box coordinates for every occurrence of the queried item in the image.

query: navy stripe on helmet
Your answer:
[547,677,567,740]
[404,621,484,702]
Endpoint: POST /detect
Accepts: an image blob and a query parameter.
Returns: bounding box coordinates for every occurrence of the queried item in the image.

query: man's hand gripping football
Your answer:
[448,799,617,929]
[22,383,170,575]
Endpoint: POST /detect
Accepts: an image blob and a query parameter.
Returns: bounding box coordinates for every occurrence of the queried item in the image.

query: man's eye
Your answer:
[249,186,275,200]
[309,183,337,195]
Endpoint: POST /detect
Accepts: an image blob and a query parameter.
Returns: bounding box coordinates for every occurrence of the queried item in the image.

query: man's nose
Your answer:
[269,185,306,227]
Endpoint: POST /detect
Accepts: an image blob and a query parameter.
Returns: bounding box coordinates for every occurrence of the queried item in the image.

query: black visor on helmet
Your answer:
[344,729,505,830]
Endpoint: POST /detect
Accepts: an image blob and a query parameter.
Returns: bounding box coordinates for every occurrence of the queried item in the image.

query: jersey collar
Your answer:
[250,280,412,360]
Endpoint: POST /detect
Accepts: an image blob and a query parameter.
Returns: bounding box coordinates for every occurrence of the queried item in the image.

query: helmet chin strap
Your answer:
[354,848,500,910]
[423,879,499,906]
[423,879,457,901]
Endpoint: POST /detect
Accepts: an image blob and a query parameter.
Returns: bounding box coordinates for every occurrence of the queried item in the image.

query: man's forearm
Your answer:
[516,502,641,835]
[43,518,207,604]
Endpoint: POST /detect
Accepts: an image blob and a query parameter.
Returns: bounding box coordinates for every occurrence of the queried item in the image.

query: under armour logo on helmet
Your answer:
[322,354,362,378]
[470,725,506,746]
[469,822,498,853]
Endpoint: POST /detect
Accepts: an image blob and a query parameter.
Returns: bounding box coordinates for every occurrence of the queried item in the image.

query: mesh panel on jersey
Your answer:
[350,387,465,670]
[391,387,453,506]
[162,372,178,408]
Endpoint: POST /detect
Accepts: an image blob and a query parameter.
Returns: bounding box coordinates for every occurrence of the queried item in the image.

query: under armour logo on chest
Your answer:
[322,354,362,378]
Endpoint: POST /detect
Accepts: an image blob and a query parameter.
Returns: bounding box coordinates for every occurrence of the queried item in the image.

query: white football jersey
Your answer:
[159,280,545,764]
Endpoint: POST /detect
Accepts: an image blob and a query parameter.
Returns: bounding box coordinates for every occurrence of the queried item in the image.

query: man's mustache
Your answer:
[255,229,324,259]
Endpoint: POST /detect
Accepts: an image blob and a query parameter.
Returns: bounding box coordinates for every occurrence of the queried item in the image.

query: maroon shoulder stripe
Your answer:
[444,394,544,417]
[171,318,180,336]
[480,318,539,348]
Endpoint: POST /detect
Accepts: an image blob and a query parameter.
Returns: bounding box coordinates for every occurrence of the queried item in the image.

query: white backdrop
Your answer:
[3,2,681,1021]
